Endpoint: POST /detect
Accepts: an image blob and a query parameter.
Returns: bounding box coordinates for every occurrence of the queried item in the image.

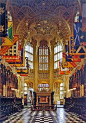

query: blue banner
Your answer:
[0,3,7,37]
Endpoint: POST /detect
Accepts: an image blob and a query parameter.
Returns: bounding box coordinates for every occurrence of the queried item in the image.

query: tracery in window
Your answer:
[39,41,49,70]
[54,42,63,69]
[25,43,33,69]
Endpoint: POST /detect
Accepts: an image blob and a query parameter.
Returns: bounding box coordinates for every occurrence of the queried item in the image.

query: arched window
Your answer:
[25,43,33,69]
[54,42,63,69]
[39,41,49,70]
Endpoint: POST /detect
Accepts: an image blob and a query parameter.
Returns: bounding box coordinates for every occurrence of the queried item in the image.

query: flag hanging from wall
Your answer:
[9,48,25,67]
[15,57,29,76]
[65,42,81,62]
[2,21,13,46]
[63,52,77,68]
[0,35,18,55]
[69,35,86,55]
[0,3,7,37]
[2,40,21,62]
[59,61,71,75]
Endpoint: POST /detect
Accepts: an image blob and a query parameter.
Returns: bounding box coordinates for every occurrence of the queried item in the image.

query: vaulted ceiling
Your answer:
[6,0,81,46]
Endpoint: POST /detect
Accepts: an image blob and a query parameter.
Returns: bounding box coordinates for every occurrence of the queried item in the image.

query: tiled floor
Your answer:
[3,107,86,123]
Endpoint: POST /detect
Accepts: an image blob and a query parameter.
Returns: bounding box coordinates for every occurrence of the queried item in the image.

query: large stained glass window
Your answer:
[39,42,49,70]
[25,43,33,69]
[54,42,63,69]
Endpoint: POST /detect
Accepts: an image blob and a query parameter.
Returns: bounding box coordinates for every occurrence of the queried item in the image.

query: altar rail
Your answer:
[31,105,57,111]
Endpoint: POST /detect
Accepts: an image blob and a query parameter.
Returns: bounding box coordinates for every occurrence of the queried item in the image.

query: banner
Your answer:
[2,40,21,62]
[65,43,81,62]
[9,48,25,67]
[0,35,19,55]
[2,22,13,46]
[0,3,7,37]
[0,38,5,45]
[16,57,29,76]
[69,35,86,55]
[59,62,71,75]
[63,52,77,68]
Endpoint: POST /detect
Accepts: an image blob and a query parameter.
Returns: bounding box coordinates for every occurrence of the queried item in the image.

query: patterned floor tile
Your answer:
[3,107,86,123]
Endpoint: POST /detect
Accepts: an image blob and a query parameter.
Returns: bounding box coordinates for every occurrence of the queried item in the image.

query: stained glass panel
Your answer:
[54,46,57,54]
[57,61,59,68]
[59,45,62,52]
[43,49,44,55]
[45,56,48,63]
[43,56,45,63]
[39,45,49,70]
[54,43,63,69]
[45,49,48,55]
[54,54,57,61]
[43,64,45,70]
[54,62,57,69]
[59,52,62,59]
[39,64,42,70]
[39,49,42,55]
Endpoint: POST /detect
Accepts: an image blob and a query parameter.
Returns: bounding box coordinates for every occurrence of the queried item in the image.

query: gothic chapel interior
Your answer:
[0,0,86,123]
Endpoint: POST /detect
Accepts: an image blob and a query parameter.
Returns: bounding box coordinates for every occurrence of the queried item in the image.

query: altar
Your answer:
[32,91,55,110]
[36,92,54,108]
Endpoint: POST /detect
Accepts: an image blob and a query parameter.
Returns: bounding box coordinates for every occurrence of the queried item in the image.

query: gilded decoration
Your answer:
[6,0,80,45]
[5,0,81,92]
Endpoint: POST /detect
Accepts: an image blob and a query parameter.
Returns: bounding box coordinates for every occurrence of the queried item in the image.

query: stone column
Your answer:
[50,44,54,91]
[34,45,38,91]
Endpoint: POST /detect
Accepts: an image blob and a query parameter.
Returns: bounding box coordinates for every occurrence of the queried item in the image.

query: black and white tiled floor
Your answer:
[3,107,86,123]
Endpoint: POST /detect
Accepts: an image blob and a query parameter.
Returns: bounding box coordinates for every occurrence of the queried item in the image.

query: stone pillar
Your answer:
[34,45,38,91]
[50,45,54,91]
